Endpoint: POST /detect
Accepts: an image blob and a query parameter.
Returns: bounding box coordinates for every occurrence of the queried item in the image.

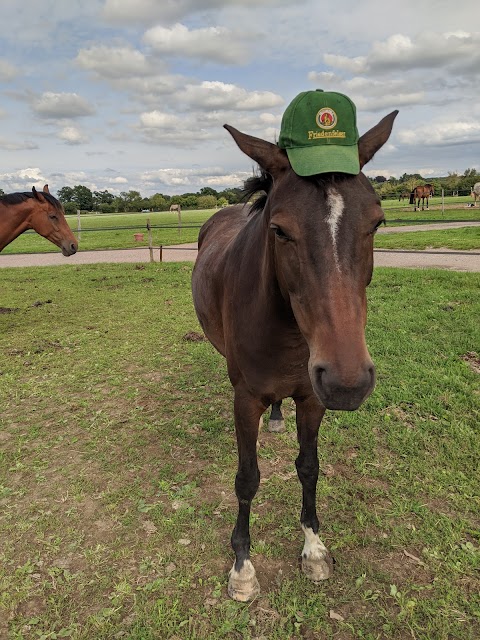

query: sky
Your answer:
[1,0,480,198]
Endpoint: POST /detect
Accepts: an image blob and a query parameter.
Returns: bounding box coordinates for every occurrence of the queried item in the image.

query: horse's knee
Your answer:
[235,466,260,501]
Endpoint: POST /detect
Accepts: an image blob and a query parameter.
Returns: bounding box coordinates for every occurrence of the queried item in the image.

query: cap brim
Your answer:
[286,144,360,177]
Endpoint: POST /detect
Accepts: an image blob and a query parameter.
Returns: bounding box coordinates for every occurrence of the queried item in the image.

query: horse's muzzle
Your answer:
[310,362,376,411]
[62,242,78,256]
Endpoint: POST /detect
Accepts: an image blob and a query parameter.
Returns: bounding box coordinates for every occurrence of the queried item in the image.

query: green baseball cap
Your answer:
[278,89,360,176]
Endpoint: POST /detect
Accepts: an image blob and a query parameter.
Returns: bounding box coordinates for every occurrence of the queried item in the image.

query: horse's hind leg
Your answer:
[268,399,285,432]
[294,395,334,582]
[228,387,266,601]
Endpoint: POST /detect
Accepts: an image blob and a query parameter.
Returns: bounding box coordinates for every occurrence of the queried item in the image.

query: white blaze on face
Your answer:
[326,188,345,270]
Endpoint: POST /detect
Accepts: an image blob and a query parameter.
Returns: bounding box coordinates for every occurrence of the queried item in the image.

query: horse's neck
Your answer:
[0,202,31,251]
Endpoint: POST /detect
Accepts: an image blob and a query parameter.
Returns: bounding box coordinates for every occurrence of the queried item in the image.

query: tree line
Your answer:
[55,185,244,214]
[1,167,478,213]
[371,168,480,199]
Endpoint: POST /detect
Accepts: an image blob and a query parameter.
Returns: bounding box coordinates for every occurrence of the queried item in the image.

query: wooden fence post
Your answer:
[147,219,154,263]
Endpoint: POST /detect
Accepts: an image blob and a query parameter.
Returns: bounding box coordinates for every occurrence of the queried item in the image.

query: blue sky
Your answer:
[1,0,479,197]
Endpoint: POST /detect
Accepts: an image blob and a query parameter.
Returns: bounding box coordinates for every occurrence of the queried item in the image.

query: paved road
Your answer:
[1,223,479,272]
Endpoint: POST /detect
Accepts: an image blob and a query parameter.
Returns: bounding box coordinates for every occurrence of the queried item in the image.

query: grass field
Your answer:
[374,226,480,251]
[0,264,479,639]
[2,201,479,254]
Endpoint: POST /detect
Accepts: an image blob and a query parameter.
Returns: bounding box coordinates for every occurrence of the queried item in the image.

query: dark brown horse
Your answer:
[398,191,409,201]
[192,110,398,601]
[0,185,78,255]
[409,184,434,211]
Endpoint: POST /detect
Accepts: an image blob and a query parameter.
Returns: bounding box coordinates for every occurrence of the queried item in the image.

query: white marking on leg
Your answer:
[301,524,328,560]
[301,525,332,581]
[326,188,344,271]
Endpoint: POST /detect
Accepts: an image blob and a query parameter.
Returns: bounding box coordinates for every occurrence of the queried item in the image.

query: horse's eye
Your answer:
[49,214,58,221]
[270,224,291,241]
[371,219,385,235]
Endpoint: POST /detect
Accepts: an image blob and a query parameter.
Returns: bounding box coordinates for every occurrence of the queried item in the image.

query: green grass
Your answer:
[1,210,214,254]
[2,204,480,254]
[0,264,479,639]
[375,226,480,250]
[382,193,479,216]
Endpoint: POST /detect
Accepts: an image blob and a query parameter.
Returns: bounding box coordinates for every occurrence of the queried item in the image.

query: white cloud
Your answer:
[58,126,89,145]
[0,167,48,193]
[139,111,182,129]
[398,121,480,147]
[140,166,250,189]
[180,82,283,111]
[32,92,95,119]
[76,45,159,79]
[144,23,250,64]
[324,31,480,75]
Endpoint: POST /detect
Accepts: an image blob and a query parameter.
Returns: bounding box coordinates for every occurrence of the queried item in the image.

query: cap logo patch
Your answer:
[316,108,337,130]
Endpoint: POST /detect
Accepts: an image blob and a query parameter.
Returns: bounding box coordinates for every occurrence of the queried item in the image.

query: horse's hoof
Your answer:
[228,560,260,601]
[302,551,334,582]
[268,419,285,433]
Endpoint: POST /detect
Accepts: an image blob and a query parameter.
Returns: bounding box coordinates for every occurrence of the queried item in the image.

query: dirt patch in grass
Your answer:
[461,351,480,374]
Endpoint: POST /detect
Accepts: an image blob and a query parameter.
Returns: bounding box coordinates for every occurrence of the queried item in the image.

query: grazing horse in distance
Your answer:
[471,182,480,206]
[192,109,398,601]
[398,191,409,202]
[169,203,181,214]
[409,184,434,211]
[0,185,78,255]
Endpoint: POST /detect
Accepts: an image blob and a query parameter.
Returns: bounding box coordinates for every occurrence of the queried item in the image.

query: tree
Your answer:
[150,194,167,210]
[178,194,197,209]
[57,186,75,203]
[197,195,217,209]
[199,186,218,197]
[123,190,143,212]
[63,201,78,215]
[112,196,125,212]
[72,185,94,211]
[93,190,114,207]
[374,175,387,183]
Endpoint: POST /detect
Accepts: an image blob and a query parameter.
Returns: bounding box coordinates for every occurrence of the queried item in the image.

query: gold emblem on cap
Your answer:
[316,108,337,130]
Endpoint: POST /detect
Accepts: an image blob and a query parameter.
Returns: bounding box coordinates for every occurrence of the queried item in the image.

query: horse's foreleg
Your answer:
[228,387,266,601]
[268,399,285,432]
[294,395,334,582]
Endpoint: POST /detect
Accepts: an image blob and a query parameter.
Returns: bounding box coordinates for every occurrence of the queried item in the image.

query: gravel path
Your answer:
[1,223,479,272]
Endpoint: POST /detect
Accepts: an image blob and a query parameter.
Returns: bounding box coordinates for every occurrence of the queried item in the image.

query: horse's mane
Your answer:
[242,168,350,215]
[242,170,272,215]
[0,191,63,211]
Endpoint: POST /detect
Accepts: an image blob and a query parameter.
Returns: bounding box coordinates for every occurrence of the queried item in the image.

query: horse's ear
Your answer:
[224,125,289,178]
[32,186,46,202]
[43,184,50,194]
[358,110,398,169]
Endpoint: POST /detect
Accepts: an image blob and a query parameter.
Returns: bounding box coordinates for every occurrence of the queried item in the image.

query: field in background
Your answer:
[1,263,479,639]
[374,226,480,251]
[2,198,479,254]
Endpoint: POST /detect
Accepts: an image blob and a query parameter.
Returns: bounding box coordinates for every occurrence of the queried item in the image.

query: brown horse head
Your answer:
[29,185,78,255]
[222,110,398,410]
